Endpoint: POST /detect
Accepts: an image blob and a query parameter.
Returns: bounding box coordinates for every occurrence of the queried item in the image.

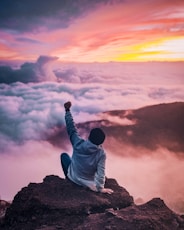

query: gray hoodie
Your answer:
[65,111,106,192]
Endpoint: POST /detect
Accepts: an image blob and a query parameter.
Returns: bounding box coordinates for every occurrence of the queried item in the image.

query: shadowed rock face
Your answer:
[1,175,184,230]
[0,200,10,224]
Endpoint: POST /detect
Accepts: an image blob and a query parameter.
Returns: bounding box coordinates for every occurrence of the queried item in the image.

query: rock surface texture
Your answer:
[0,200,10,225]
[1,175,184,230]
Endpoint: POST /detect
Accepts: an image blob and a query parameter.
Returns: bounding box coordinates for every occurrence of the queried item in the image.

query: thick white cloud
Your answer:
[0,56,58,84]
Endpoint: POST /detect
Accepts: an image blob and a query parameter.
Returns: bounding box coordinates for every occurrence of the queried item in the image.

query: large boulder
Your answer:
[1,175,184,230]
[2,175,133,230]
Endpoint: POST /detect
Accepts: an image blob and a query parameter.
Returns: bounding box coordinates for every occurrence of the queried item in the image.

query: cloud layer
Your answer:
[0,59,184,152]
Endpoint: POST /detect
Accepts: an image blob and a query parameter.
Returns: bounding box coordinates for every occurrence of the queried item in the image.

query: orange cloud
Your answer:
[51,1,184,62]
[115,36,184,61]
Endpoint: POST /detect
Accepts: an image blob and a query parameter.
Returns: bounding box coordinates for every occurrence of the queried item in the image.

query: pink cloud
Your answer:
[0,141,62,201]
[2,0,182,62]
[106,147,184,213]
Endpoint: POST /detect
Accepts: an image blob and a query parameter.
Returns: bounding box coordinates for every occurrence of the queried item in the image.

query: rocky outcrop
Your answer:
[0,200,10,224]
[1,175,184,230]
[79,198,184,230]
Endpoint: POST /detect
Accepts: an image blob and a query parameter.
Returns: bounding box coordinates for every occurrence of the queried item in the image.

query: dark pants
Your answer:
[60,153,71,178]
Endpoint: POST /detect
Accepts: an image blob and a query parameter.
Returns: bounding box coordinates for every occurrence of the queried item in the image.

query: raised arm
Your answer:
[64,101,83,147]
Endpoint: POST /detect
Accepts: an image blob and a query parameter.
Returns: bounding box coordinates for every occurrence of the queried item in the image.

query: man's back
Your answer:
[69,139,106,181]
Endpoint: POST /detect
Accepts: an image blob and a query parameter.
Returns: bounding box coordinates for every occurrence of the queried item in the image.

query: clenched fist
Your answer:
[64,101,72,111]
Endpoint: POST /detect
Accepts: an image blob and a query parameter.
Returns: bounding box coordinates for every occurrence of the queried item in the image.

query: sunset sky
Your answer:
[0,0,184,63]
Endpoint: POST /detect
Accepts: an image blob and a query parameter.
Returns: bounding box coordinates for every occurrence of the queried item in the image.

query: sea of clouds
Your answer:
[0,57,184,213]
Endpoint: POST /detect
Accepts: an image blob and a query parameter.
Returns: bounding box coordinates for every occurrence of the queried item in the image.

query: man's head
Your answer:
[88,128,106,145]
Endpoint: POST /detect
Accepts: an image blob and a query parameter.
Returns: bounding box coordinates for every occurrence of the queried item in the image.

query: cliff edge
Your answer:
[1,175,184,230]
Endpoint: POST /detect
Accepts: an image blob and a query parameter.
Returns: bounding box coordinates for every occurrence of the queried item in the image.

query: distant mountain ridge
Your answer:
[74,102,184,154]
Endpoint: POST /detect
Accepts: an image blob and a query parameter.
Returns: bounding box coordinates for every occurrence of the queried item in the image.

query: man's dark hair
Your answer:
[88,128,105,145]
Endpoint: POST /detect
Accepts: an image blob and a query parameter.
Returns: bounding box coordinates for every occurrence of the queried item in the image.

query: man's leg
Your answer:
[60,153,71,178]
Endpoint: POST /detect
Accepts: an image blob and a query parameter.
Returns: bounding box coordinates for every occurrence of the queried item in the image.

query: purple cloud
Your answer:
[0,56,58,84]
[0,0,111,33]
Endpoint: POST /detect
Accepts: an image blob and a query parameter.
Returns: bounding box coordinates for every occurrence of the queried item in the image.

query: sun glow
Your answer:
[115,37,184,62]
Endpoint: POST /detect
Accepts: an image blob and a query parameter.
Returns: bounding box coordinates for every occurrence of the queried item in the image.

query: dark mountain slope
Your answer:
[79,102,184,154]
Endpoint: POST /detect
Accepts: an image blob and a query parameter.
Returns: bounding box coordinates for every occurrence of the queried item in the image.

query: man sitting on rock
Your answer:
[61,101,113,194]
